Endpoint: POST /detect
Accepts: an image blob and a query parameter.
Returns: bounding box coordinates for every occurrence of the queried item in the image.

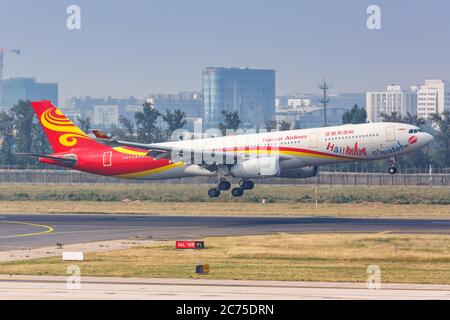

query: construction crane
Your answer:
[0,48,21,109]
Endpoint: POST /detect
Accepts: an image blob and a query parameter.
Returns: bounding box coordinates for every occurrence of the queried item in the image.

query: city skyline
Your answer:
[1,0,449,104]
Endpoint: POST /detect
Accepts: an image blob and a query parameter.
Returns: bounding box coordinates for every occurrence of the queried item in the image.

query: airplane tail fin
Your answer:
[31,100,105,153]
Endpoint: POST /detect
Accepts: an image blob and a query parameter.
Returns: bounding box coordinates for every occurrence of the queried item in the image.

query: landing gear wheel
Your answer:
[231,187,244,197]
[208,188,220,198]
[240,180,254,190]
[217,180,231,191]
[388,167,397,175]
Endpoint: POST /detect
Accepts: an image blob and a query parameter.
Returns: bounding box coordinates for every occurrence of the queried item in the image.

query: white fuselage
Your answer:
[138,122,433,180]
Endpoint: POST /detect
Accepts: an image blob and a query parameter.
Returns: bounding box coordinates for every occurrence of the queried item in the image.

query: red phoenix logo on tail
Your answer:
[40,107,90,147]
[31,100,104,153]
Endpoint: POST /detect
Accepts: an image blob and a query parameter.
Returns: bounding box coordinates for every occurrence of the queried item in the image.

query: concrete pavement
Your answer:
[0,275,449,300]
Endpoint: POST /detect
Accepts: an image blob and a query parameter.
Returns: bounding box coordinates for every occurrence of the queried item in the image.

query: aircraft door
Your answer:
[103,151,112,167]
[309,132,319,148]
[386,126,396,142]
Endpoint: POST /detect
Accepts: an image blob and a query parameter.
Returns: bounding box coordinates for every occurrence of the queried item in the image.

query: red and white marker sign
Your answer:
[176,241,197,249]
[176,241,205,249]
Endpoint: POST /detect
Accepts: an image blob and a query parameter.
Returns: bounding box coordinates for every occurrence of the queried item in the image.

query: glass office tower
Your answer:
[203,67,275,129]
[1,77,58,111]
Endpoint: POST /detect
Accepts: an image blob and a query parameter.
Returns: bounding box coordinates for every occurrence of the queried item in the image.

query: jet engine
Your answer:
[230,157,280,178]
[277,166,319,178]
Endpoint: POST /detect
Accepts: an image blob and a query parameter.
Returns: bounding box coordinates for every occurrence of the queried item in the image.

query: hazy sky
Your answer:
[1,0,449,104]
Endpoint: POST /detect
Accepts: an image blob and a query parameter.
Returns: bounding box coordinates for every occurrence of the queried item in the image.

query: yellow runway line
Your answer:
[0,221,54,238]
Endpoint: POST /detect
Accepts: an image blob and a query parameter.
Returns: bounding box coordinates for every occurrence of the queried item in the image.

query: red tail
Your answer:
[31,100,105,153]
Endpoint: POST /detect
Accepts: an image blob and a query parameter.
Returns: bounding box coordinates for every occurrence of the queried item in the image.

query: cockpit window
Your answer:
[408,129,423,133]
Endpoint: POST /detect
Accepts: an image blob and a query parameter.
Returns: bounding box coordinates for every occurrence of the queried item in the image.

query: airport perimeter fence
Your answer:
[0,169,449,187]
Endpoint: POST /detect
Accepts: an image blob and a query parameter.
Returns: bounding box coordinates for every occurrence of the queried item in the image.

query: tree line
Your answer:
[0,100,52,167]
[0,101,249,168]
[0,100,449,170]
[0,101,188,167]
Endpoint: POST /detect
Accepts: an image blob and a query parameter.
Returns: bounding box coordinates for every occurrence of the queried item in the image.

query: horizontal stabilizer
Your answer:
[16,153,77,166]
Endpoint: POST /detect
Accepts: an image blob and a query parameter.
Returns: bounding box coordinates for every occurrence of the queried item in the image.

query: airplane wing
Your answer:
[91,130,293,164]
[17,153,77,166]
[91,129,168,154]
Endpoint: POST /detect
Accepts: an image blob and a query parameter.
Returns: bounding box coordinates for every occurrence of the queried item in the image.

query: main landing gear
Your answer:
[231,187,244,197]
[207,178,255,198]
[388,157,397,175]
[207,188,220,198]
[240,179,254,190]
[217,179,231,191]
[231,179,255,197]
[207,178,231,198]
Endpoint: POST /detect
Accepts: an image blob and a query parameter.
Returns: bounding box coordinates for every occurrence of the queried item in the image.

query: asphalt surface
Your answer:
[2,275,450,300]
[1,214,450,251]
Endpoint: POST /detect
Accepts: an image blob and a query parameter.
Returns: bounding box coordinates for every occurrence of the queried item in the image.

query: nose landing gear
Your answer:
[388,157,397,175]
[388,167,397,175]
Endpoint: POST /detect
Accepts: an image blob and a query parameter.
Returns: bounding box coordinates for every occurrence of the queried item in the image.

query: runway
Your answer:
[1,275,449,299]
[1,213,450,251]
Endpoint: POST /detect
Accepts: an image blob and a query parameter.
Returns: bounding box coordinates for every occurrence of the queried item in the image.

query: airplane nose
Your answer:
[423,132,434,145]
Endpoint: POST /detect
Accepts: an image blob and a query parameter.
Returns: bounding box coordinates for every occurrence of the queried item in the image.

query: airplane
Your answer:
[23,100,434,198]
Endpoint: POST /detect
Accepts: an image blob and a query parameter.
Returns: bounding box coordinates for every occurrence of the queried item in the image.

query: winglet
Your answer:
[91,129,111,140]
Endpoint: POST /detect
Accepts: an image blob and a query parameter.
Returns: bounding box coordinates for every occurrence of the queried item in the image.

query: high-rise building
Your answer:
[92,105,119,127]
[203,67,275,129]
[275,106,347,129]
[147,92,203,117]
[65,96,143,122]
[416,79,450,118]
[1,77,58,112]
[279,92,365,111]
[366,85,417,122]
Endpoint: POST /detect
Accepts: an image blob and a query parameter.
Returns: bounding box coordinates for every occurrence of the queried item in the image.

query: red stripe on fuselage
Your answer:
[217,146,360,160]
[42,144,360,178]
[47,146,174,176]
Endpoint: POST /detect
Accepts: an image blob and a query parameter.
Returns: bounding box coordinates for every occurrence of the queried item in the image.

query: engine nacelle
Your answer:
[230,157,280,178]
[277,166,319,178]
